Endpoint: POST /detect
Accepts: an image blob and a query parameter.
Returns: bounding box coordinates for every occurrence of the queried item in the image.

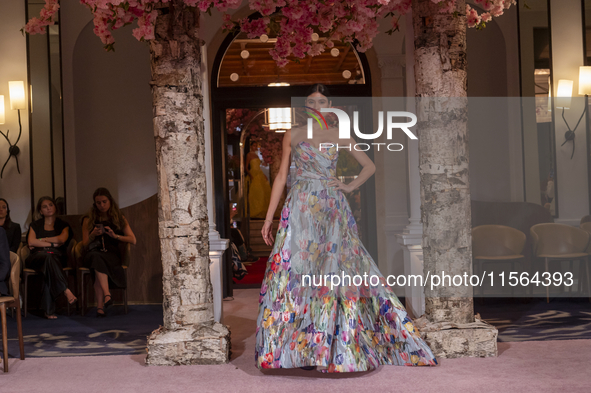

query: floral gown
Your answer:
[255,140,438,372]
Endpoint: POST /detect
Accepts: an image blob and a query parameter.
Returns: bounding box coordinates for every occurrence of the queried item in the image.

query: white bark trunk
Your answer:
[145,1,230,365]
[412,0,473,324]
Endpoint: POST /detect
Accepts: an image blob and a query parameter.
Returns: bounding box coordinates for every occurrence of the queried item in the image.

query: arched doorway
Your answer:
[210,24,375,297]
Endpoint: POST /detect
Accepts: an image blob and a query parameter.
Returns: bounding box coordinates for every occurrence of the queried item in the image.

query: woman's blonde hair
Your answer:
[86,188,126,232]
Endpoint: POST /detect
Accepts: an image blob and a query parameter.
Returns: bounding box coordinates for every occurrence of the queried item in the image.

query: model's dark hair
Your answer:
[306,83,331,98]
[87,187,126,232]
[0,198,12,230]
[35,196,56,219]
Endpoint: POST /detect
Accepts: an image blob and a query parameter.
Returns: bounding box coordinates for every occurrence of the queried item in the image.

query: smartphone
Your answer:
[95,224,104,233]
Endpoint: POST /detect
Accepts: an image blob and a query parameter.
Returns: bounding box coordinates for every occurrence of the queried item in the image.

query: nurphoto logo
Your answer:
[304,107,418,152]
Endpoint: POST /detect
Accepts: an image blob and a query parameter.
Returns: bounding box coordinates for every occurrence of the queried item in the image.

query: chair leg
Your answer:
[65,271,70,316]
[23,274,28,318]
[586,257,591,303]
[124,288,128,315]
[15,302,24,360]
[1,303,8,372]
[80,273,85,316]
[545,258,550,303]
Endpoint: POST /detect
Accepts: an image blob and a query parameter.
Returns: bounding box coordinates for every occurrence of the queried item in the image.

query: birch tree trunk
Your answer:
[411,0,498,357]
[145,1,230,365]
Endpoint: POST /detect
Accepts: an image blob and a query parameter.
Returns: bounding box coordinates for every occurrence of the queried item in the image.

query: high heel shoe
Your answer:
[104,295,113,309]
[96,308,106,318]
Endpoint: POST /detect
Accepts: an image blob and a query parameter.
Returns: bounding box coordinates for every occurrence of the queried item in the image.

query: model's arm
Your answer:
[264,129,292,223]
[328,136,376,193]
[261,129,292,246]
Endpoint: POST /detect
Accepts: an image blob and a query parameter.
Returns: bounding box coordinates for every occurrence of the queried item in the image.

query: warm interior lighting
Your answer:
[9,81,26,110]
[556,79,573,109]
[547,76,552,112]
[267,108,292,131]
[268,82,290,87]
[579,66,591,95]
[0,95,5,124]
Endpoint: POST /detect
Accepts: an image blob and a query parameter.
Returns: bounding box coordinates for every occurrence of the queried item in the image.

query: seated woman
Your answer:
[0,227,10,296]
[0,198,22,253]
[26,196,77,319]
[82,188,136,317]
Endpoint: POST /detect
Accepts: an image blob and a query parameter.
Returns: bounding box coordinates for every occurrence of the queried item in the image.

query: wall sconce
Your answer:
[555,78,584,160]
[0,81,26,178]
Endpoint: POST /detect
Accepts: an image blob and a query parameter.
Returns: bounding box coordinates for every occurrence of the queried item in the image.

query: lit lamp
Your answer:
[265,107,294,132]
[9,81,26,110]
[556,79,573,109]
[0,81,26,178]
[0,96,5,125]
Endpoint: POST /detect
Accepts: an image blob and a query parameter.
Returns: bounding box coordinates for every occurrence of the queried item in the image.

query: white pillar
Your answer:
[396,11,425,319]
[202,44,229,323]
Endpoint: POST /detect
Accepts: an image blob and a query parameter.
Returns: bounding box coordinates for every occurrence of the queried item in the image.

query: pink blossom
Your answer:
[25,0,516,64]
[466,5,482,28]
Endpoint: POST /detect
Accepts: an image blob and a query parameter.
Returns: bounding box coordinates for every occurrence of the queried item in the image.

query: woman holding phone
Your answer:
[82,188,136,317]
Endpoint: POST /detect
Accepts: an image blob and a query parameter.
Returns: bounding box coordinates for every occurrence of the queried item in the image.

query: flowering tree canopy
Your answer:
[25,0,515,66]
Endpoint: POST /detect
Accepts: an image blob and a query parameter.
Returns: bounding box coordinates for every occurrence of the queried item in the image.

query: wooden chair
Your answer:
[0,252,25,372]
[530,223,590,303]
[18,239,77,317]
[472,225,526,297]
[74,241,131,316]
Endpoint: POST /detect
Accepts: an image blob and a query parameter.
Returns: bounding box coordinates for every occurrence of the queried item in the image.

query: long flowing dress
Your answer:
[246,157,272,219]
[255,140,437,372]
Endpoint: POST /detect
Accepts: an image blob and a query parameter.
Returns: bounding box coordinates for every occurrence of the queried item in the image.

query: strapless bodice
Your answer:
[293,140,338,182]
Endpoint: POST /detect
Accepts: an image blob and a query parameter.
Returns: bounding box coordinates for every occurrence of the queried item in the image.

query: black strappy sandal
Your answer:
[96,308,106,318]
[104,294,113,309]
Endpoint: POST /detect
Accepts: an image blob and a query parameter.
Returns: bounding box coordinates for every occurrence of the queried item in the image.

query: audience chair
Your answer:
[0,252,25,372]
[472,225,526,297]
[75,241,130,316]
[19,239,77,317]
[530,223,590,303]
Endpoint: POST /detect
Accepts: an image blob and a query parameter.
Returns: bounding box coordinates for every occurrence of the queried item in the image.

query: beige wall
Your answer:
[61,1,156,213]
[0,0,31,228]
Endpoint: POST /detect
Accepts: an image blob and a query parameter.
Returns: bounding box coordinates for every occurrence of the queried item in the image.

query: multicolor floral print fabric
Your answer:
[255,140,437,372]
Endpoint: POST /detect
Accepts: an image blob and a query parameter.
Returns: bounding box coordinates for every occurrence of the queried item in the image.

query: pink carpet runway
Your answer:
[2,289,590,392]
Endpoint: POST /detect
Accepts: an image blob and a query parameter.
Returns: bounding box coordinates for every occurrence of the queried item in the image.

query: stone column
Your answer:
[410,1,498,358]
[145,2,230,366]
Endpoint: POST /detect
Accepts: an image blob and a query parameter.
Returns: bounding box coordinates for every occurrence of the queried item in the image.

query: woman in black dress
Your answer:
[0,198,22,253]
[82,188,136,317]
[26,196,77,319]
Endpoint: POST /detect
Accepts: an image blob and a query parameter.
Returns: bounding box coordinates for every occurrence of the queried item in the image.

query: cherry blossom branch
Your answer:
[24,0,516,66]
